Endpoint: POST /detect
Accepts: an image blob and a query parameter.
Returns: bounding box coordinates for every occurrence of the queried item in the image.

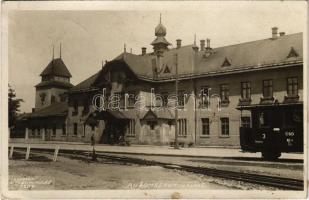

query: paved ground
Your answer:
[9,142,303,160]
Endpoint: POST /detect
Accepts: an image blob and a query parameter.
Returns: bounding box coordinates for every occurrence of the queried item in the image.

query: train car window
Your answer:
[259,112,269,127]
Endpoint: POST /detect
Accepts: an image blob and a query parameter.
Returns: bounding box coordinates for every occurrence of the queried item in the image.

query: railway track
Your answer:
[12,148,304,190]
[95,154,304,191]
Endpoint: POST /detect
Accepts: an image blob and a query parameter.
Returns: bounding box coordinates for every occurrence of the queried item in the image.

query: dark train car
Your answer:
[238,103,303,160]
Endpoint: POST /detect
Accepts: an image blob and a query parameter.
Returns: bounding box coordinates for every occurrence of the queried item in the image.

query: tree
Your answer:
[8,84,24,128]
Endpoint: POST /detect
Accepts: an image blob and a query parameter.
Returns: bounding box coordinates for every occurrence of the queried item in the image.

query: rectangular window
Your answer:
[31,128,35,137]
[147,121,157,130]
[177,119,187,136]
[241,117,251,128]
[263,80,273,98]
[83,99,89,114]
[127,119,135,136]
[201,118,210,136]
[221,118,229,136]
[177,90,185,108]
[287,77,298,96]
[201,86,210,108]
[241,82,251,99]
[161,92,169,106]
[73,101,78,115]
[220,84,229,102]
[37,128,41,137]
[127,92,136,108]
[73,123,78,135]
[52,124,56,136]
[62,124,66,135]
[51,95,56,103]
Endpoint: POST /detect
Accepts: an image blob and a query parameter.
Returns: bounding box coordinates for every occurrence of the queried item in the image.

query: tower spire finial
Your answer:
[124,43,126,53]
[194,34,197,45]
[60,43,62,58]
[160,13,162,23]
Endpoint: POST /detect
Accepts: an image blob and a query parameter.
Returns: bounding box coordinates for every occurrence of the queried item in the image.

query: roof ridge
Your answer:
[212,32,302,50]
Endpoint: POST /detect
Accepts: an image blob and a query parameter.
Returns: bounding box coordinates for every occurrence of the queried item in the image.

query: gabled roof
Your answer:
[70,71,101,92]
[40,58,72,78]
[27,102,68,118]
[142,109,174,120]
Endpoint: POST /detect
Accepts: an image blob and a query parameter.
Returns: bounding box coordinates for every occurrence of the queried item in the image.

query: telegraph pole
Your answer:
[174,54,179,149]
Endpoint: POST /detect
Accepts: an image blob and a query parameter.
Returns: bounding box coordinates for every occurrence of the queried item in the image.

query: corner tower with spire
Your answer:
[34,44,73,110]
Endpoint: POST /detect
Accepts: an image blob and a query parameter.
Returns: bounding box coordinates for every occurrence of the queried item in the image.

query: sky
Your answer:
[8,1,307,113]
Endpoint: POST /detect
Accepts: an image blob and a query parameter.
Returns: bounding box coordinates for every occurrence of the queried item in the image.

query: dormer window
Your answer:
[163,65,171,73]
[287,47,299,58]
[222,57,231,67]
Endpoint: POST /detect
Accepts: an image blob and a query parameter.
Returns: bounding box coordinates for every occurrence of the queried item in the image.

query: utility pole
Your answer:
[174,53,179,149]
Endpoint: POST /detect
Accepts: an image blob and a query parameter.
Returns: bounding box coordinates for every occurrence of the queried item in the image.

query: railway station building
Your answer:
[21,19,303,147]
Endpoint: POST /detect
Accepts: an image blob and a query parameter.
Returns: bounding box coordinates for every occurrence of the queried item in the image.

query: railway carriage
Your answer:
[238,103,303,160]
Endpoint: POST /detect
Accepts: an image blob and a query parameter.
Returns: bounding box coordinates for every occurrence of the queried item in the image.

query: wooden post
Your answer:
[174,54,179,149]
[53,146,59,162]
[25,145,31,160]
[42,128,45,141]
[25,127,29,140]
[9,145,14,159]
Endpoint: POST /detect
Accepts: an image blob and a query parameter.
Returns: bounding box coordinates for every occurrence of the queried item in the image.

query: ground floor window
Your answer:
[177,118,187,136]
[37,128,41,137]
[220,117,229,136]
[73,123,78,135]
[147,121,157,130]
[62,124,66,135]
[52,124,56,136]
[241,117,251,128]
[127,119,135,136]
[201,118,210,136]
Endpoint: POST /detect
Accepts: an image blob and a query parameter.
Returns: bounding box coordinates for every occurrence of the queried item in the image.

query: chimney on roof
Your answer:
[206,38,211,49]
[272,27,278,39]
[203,38,212,58]
[176,39,182,49]
[200,40,205,51]
[142,47,147,55]
[279,32,285,37]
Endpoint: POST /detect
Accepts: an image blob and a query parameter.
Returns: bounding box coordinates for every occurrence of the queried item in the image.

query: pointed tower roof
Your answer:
[40,58,72,77]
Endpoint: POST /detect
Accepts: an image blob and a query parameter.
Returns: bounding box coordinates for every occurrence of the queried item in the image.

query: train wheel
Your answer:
[262,150,281,160]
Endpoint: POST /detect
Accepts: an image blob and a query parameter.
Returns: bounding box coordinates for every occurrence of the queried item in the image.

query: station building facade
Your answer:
[23,21,303,147]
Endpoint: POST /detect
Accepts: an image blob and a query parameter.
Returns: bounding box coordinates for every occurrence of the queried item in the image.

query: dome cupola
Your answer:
[155,22,166,37]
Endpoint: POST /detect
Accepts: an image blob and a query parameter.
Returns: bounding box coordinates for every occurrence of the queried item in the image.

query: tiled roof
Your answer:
[72,32,303,92]
[27,102,68,118]
[40,58,72,78]
[194,33,303,76]
[114,32,303,80]
[70,71,101,92]
[35,80,74,89]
